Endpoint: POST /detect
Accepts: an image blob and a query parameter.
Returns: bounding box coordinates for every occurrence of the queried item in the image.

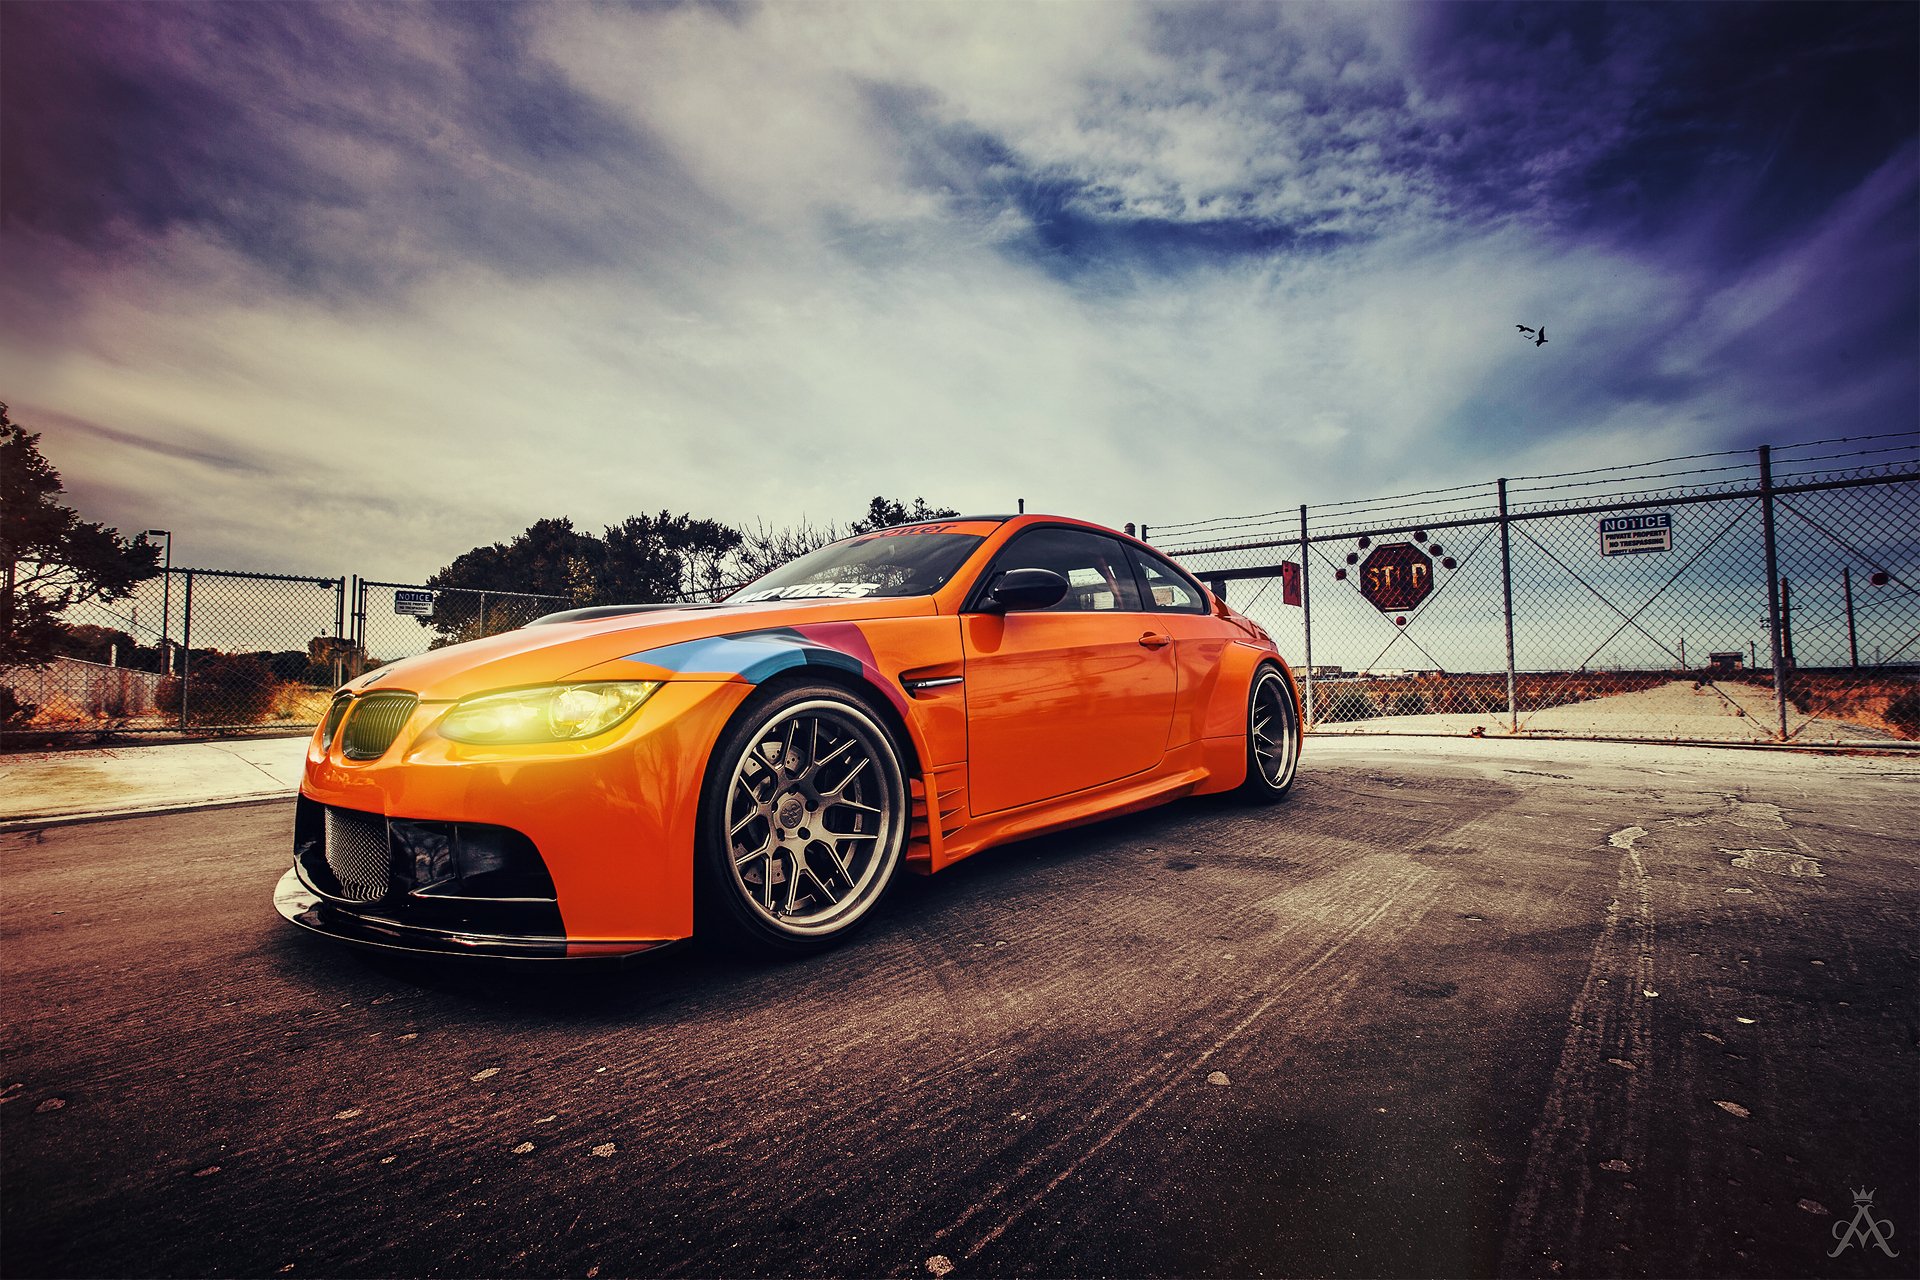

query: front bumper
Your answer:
[288,679,754,954]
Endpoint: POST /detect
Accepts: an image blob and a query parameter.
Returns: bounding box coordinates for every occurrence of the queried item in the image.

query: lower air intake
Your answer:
[324,808,392,902]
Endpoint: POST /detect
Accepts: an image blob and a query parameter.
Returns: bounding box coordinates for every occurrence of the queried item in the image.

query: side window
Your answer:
[1126,546,1208,614]
[986,529,1144,613]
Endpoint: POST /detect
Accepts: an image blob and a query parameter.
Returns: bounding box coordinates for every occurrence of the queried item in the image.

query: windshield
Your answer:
[727,524,992,603]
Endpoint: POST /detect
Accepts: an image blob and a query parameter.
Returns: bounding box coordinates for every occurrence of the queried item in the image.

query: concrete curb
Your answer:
[0,791,294,833]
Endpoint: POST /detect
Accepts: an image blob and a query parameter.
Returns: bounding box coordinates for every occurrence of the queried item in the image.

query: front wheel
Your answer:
[1235,664,1300,803]
[695,683,909,955]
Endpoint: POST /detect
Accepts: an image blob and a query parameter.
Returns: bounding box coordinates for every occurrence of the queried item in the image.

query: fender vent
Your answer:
[341,693,418,761]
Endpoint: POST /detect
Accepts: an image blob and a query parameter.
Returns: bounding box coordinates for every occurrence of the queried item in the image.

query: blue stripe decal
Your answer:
[624,632,861,683]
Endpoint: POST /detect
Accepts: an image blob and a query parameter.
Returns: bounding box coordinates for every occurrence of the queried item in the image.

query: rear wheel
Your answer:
[1235,664,1299,803]
[695,683,909,955]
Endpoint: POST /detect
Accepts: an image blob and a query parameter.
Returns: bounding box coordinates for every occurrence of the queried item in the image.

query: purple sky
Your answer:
[2,1,1914,582]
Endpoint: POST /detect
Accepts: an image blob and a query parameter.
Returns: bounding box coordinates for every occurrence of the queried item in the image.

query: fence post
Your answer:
[178,570,195,732]
[1297,504,1314,727]
[1499,478,1518,734]
[479,590,489,638]
[1759,445,1789,741]
[160,566,173,676]
[350,577,368,679]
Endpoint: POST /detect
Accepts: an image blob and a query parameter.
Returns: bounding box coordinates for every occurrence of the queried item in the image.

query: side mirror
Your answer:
[982,568,1070,613]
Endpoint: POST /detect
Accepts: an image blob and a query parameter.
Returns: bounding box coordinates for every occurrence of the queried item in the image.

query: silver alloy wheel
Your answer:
[1250,669,1299,790]
[722,697,905,938]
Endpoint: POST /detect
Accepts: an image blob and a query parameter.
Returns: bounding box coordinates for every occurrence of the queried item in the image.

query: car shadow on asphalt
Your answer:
[265,790,1274,1021]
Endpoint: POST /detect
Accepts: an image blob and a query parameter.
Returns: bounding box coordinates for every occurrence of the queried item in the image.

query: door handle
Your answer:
[1138,631,1172,649]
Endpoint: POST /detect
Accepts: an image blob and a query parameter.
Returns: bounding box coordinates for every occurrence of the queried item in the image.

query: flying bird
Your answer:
[1516,324,1548,347]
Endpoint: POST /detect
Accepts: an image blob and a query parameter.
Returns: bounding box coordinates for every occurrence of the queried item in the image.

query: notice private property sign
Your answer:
[1599,512,1672,556]
[393,589,435,616]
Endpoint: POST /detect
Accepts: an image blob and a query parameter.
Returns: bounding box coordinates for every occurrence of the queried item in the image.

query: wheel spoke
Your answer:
[812,736,856,771]
[830,756,870,796]
[816,843,852,888]
[828,798,883,818]
[737,758,776,800]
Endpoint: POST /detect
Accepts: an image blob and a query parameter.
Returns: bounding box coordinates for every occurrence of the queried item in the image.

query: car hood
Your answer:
[349,595,940,701]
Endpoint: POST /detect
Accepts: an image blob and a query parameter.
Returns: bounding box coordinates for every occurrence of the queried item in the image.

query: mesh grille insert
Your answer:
[341,693,418,760]
[324,808,392,902]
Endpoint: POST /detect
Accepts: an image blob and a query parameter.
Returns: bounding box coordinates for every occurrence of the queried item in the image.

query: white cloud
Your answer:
[2,1,1909,589]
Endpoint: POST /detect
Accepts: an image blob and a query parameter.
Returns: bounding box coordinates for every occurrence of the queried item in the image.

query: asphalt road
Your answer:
[3,741,1915,1279]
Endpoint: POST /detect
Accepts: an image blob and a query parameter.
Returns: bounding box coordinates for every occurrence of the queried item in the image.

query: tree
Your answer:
[419,498,961,645]
[728,518,845,584]
[53,623,162,672]
[1,403,162,668]
[848,496,962,535]
[421,517,595,644]
[421,513,743,645]
[599,512,742,602]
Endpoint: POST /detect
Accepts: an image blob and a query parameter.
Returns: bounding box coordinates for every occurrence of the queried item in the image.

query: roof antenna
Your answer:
[1017,498,1025,513]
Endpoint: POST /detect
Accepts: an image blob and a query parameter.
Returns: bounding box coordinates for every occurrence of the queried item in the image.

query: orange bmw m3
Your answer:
[275,515,1302,959]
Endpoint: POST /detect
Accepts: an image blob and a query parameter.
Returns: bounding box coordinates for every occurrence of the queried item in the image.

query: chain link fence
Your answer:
[348,580,572,678]
[1,573,581,740]
[2,568,346,735]
[1150,433,1919,747]
[8,433,1912,746]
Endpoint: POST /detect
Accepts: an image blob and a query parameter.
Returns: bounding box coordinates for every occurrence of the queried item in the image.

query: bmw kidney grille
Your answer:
[341,692,418,760]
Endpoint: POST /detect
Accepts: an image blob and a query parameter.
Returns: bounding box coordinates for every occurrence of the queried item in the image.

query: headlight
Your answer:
[439,681,662,744]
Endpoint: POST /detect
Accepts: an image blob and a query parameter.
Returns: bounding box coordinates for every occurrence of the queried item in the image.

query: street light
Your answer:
[145,530,172,675]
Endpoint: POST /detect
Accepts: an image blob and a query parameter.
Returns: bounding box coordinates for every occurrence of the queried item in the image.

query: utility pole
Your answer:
[1843,567,1859,669]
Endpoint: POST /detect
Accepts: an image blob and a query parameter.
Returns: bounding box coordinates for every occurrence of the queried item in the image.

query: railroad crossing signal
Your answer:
[1359,542,1434,613]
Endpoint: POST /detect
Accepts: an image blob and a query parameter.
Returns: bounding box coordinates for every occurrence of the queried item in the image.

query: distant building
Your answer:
[1706,651,1744,674]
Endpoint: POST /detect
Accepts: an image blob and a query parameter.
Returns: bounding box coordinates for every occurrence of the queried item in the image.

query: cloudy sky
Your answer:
[2,1,1914,582]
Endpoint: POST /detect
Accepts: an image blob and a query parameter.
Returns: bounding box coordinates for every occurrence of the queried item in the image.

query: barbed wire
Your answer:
[1508,460,1756,496]
[1152,435,1916,539]
[1771,429,1919,455]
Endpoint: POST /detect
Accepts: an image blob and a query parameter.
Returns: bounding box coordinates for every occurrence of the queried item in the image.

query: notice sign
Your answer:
[1599,513,1672,557]
[393,589,435,616]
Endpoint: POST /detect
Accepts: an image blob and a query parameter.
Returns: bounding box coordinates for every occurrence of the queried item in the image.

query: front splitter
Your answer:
[273,867,670,962]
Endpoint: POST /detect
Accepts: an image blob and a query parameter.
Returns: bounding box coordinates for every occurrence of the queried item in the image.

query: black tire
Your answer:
[694,681,909,955]
[1235,663,1300,803]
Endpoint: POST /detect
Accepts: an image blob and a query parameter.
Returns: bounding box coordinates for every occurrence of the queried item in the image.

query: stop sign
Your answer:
[1359,542,1434,613]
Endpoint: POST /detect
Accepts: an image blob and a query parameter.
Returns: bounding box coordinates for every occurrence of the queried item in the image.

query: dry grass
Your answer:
[270,683,333,724]
[1780,672,1920,741]
[1315,670,1674,722]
